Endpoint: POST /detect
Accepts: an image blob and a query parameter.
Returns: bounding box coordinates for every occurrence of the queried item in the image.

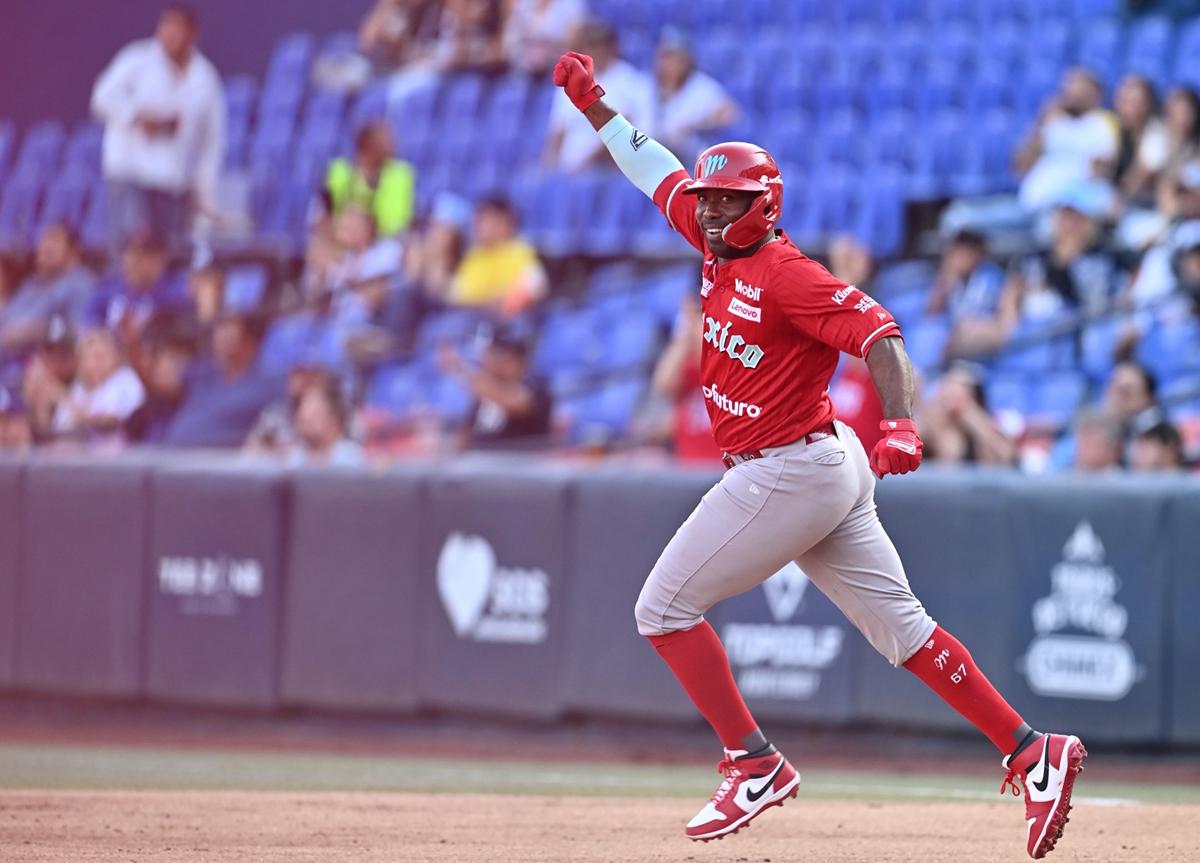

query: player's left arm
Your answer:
[864,336,923,478]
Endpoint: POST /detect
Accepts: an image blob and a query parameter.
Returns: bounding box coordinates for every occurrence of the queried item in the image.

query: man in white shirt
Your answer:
[651,28,739,160]
[91,5,225,262]
[543,21,653,172]
[1015,68,1119,213]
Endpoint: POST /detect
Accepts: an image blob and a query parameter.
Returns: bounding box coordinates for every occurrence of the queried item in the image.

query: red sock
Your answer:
[647,621,759,750]
[903,626,1026,754]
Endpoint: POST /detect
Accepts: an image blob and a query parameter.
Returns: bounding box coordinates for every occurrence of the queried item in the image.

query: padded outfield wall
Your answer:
[0,454,1194,746]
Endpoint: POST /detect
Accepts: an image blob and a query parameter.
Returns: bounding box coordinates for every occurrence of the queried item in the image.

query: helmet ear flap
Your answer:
[721,190,777,249]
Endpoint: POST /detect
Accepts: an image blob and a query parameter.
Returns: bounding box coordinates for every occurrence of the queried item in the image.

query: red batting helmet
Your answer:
[682,142,783,249]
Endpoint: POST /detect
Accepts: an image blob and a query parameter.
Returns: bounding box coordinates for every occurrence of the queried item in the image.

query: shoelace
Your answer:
[999,766,1025,798]
[711,758,742,803]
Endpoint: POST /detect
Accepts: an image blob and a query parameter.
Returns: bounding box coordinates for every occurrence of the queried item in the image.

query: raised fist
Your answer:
[553,51,605,113]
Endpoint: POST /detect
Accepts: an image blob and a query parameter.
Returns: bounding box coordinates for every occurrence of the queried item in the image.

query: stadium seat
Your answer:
[902,316,950,373]
[440,75,486,122]
[985,372,1032,416]
[62,124,102,175]
[80,180,107,251]
[266,32,315,85]
[1137,316,1200,382]
[533,307,601,375]
[589,313,661,373]
[993,323,1075,373]
[365,362,422,418]
[13,119,65,178]
[1029,371,1087,428]
[427,374,473,424]
[0,170,44,250]
[1022,18,1073,72]
[0,119,14,179]
[225,75,257,124]
[36,168,91,235]
[568,376,646,442]
[345,81,389,139]
[224,265,269,312]
[1172,19,1200,88]
[1123,16,1175,88]
[1079,315,1124,382]
[1074,18,1123,87]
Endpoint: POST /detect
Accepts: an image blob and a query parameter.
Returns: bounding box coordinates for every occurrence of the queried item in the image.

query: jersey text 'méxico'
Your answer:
[654,169,902,454]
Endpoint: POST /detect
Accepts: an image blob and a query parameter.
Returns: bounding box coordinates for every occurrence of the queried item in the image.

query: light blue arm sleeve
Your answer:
[598,114,687,200]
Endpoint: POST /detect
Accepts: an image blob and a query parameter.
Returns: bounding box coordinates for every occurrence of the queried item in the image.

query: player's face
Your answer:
[694,188,758,259]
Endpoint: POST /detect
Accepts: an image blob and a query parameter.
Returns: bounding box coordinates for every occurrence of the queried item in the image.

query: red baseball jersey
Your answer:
[653,169,902,454]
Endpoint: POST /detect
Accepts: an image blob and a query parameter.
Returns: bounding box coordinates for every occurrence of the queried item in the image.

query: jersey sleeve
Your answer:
[652,169,706,253]
[775,256,902,358]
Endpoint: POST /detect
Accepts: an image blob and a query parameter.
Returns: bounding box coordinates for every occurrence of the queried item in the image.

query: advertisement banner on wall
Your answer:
[145,464,287,708]
[0,460,22,686]
[1007,485,1169,743]
[710,561,860,723]
[17,459,148,697]
[280,470,424,712]
[417,468,572,718]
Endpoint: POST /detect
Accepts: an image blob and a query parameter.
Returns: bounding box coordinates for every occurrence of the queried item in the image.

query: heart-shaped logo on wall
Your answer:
[437,533,496,636]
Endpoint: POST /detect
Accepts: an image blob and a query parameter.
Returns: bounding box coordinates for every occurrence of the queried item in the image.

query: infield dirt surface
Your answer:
[1,788,1195,862]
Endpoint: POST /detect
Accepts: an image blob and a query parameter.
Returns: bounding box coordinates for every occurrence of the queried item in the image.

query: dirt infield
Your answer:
[0,790,1193,863]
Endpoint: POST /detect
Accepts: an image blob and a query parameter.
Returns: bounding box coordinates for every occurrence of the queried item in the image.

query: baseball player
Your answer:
[553,52,1087,859]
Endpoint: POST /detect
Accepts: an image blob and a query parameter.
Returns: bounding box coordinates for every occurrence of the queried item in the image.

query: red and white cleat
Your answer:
[1000,733,1088,859]
[685,748,800,842]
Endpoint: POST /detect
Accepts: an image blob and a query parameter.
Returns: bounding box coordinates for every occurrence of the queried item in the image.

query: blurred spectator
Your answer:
[0,387,31,452]
[51,329,145,446]
[186,264,225,333]
[244,366,331,455]
[825,236,885,452]
[648,293,721,463]
[440,332,552,449]
[161,311,283,447]
[1155,87,1200,224]
[21,319,79,443]
[319,122,415,238]
[918,363,1016,466]
[650,28,738,159]
[928,230,1006,356]
[1105,359,1161,432]
[284,378,365,467]
[405,193,470,304]
[386,0,507,103]
[0,224,96,358]
[90,5,225,259]
[1112,75,1165,199]
[444,197,547,316]
[358,0,441,73]
[125,323,197,444]
[85,230,188,350]
[1073,408,1124,472]
[544,20,653,171]
[1006,202,1117,322]
[1015,68,1118,214]
[503,0,587,75]
[326,206,404,328]
[1130,419,1185,472]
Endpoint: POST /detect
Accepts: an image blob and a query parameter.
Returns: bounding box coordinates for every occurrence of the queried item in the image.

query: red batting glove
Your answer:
[870,418,924,478]
[553,51,605,112]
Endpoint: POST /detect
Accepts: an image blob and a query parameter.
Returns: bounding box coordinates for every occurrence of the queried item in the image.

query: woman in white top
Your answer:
[651,28,739,161]
[53,329,146,446]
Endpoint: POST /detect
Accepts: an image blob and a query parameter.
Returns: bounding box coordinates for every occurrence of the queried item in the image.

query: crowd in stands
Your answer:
[0,1,1198,475]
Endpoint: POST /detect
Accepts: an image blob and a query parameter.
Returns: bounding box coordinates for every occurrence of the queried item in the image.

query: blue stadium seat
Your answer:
[1074,18,1123,86]
[365,362,422,417]
[1172,19,1200,88]
[1022,18,1074,72]
[994,324,1075,373]
[979,110,1020,187]
[62,124,102,175]
[440,75,486,122]
[1137,315,1200,382]
[569,376,646,442]
[0,119,14,181]
[428,375,473,424]
[854,175,905,256]
[1124,16,1175,88]
[586,261,641,299]
[533,307,601,374]
[878,287,927,329]
[80,179,107,251]
[414,309,490,356]
[258,75,305,121]
[266,33,315,84]
[985,373,1032,416]
[1079,316,1123,382]
[0,170,44,249]
[644,265,697,325]
[225,75,257,123]
[345,81,389,137]
[582,183,643,257]
[36,168,91,234]
[901,316,950,373]
[1072,0,1118,15]
[13,119,65,177]
[1029,371,1087,427]
[589,313,661,373]
[224,265,269,312]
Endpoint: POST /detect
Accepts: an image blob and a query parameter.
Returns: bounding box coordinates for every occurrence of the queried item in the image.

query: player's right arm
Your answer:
[553,52,705,252]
